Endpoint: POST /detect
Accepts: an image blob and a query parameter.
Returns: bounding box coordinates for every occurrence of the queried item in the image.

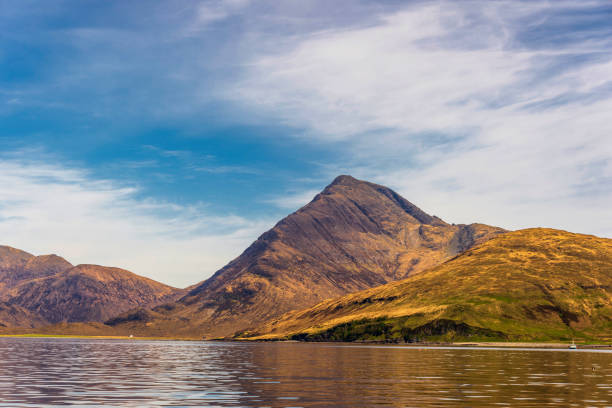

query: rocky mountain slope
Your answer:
[109,175,505,338]
[0,301,48,328]
[9,264,184,323]
[246,229,612,342]
[0,246,72,297]
[0,247,185,326]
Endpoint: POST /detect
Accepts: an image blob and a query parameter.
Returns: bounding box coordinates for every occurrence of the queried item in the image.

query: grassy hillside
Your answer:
[245,228,612,343]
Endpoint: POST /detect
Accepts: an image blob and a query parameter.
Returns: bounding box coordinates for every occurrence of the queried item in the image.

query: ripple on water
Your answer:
[0,339,611,407]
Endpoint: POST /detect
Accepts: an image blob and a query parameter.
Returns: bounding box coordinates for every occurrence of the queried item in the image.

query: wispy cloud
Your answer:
[230,0,612,237]
[192,165,260,175]
[265,189,321,211]
[193,0,250,26]
[142,144,259,175]
[0,152,273,287]
[1,0,610,285]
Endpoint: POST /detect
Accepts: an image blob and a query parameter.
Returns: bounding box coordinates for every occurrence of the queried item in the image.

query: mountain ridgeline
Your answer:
[108,175,505,338]
[0,246,73,294]
[0,246,184,327]
[3,175,609,342]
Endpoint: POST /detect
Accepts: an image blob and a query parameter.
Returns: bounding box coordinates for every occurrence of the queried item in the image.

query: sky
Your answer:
[1,0,611,287]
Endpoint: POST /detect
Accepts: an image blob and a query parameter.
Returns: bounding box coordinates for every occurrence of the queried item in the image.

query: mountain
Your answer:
[0,246,72,297]
[245,229,612,342]
[0,246,185,326]
[0,301,48,328]
[109,175,505,338]
[8,264,184,323]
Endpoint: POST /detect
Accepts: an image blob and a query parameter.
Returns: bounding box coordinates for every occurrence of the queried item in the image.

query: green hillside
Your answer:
[245,228,612,343]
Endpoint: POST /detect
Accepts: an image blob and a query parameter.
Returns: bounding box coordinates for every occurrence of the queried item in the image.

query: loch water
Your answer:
[0,337,611,407]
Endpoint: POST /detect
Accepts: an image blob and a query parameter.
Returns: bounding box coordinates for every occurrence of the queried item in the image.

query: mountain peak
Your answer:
[320,175,444,227]
[329,174,361,186]
[0,245,34,263]
[149,176,506,338]
[0,246,72,291]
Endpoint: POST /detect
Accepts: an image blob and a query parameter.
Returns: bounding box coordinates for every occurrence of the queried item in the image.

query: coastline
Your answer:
[0,333,202,341]
[1,334,611,349]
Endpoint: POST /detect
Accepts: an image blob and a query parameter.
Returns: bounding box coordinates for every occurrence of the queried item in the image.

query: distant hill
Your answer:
[0,246,185,326]
[246,229,612,342]
[109,175,505,338]
[8,264,184,323]
[0,246,72,296]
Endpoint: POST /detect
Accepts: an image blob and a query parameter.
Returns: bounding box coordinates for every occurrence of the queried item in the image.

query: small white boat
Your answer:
[569,339,577,349]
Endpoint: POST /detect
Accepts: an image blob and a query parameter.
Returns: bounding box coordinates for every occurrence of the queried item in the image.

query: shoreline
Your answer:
[1,334,611,349]
[448,341,612,349]
[0,334,201,341]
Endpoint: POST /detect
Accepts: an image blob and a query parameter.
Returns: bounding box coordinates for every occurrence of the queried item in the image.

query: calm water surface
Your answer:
[0,338,611,407]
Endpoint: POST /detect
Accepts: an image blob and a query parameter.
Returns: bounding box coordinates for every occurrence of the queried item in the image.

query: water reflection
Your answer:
[0,338,610,407]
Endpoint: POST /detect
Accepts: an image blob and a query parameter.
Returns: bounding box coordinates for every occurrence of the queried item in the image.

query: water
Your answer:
[0,338,611,407]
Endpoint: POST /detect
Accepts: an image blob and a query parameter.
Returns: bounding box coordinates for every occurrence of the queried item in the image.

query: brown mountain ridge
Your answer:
[109,175,505,338]
[0,245,73,296]
[0,246,185,326]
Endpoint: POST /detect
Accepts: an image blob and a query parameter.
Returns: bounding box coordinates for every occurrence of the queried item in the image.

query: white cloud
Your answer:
[230,0,612,238]
[0,154,273,287]
[234,2,531,138]
[190,0,250,29]
[265,189,321,211]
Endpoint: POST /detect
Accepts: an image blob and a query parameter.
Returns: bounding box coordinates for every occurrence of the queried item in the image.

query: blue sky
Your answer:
[1,0,611,287]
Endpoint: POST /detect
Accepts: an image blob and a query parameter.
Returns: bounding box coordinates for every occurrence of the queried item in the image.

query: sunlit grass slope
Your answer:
[246,228,612,342]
